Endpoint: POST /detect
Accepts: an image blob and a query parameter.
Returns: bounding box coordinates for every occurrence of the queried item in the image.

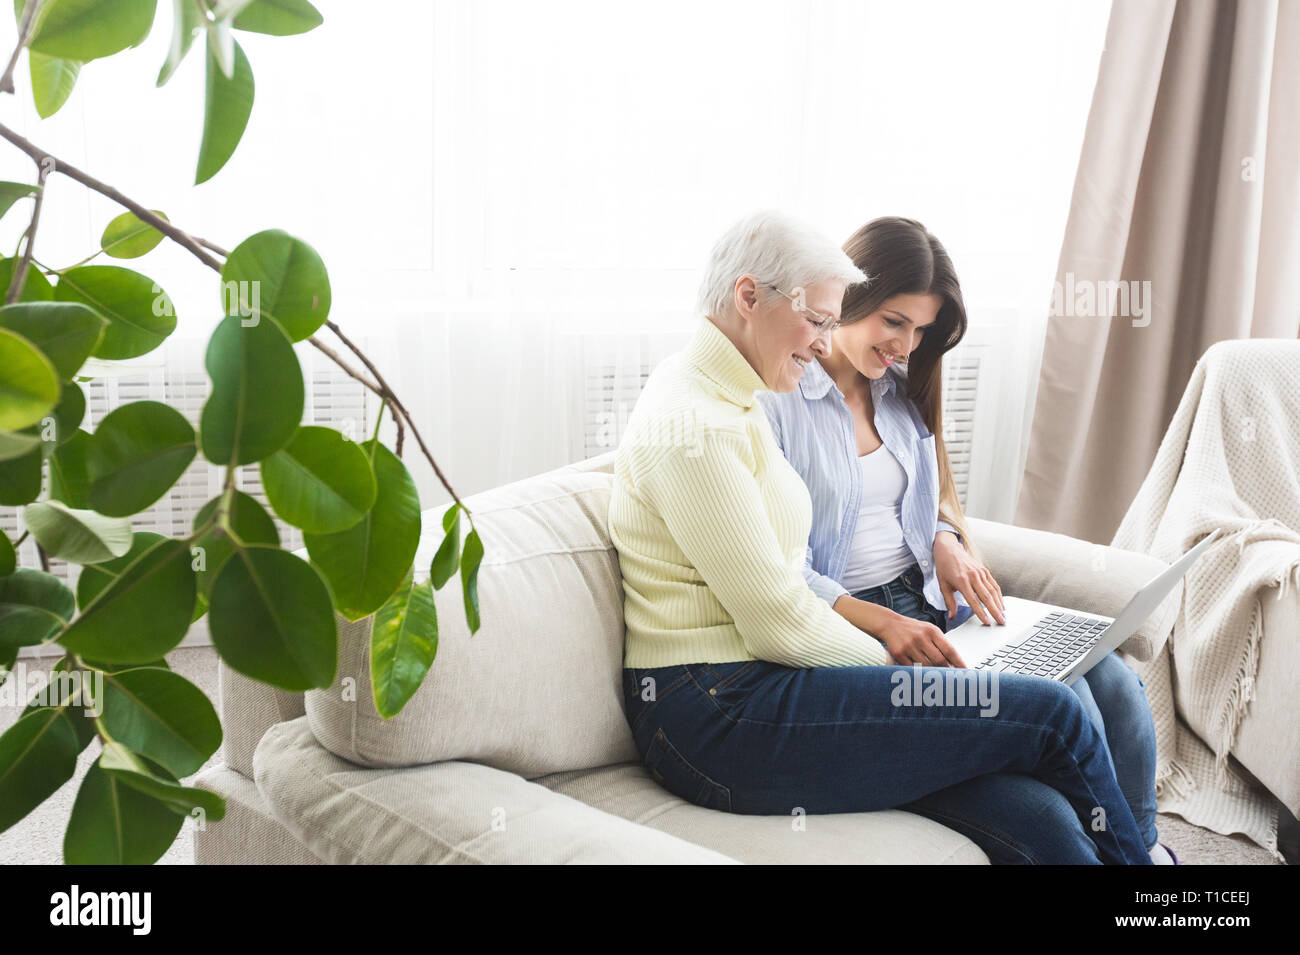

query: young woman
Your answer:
[611,209,1155,864]
[755,216,1172,864]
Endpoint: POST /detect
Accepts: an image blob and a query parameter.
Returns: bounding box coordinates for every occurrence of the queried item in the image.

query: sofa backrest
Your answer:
[216,451,633,779]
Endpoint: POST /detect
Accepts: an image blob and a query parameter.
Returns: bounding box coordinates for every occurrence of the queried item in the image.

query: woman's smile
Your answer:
[873,346,903,368]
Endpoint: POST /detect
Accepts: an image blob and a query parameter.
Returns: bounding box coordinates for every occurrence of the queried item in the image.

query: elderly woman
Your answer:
[610,209,1152,864]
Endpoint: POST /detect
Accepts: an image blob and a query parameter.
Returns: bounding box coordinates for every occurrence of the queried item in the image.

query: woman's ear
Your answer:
[733,275,761,326]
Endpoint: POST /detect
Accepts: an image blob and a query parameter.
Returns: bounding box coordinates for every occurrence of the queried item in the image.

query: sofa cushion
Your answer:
[192,762,323,865]
[255,718,737,864]
[305,464,640,778]
[217,659,306,778]
[531,762,988,864]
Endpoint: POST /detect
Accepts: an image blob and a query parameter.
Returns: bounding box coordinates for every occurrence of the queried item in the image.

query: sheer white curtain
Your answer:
[0,0,1111,517]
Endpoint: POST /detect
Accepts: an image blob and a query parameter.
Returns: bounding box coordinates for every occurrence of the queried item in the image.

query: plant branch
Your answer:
[5,160,49,304]
[390,401,405,457]
[0,120,224,271]
[197,237,229,257]
[324,320,462,504]
[306,337,381,392]
[0,0,42,96]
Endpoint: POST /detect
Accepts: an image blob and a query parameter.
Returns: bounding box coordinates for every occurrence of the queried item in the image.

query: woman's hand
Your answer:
[933,531,1006,626]
[831,594,965,667]
[876,610,967,667]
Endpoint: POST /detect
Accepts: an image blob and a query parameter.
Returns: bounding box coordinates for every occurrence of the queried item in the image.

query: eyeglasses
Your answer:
[765,284,840,335]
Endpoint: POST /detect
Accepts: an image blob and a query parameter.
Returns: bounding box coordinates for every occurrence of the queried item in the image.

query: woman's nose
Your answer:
[810,332,832,357]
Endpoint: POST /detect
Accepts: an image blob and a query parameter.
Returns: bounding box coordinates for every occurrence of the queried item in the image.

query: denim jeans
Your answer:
[851,564,1159,861]
[621,565,1154,864]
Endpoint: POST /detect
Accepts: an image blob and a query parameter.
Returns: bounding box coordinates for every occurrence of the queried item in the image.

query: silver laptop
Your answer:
[955,529,1222,685]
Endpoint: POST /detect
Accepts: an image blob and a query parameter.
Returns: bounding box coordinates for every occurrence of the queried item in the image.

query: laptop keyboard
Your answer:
[973,612,1110,678]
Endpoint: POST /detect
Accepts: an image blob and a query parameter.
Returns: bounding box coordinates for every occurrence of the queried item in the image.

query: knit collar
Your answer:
[684,319,769,410]
[799,352,902,401]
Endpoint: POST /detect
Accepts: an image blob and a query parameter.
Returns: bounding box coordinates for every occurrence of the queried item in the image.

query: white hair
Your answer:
[695,209,868,321]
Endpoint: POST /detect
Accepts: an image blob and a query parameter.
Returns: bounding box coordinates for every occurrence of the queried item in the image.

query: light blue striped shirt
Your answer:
[757,356,975,627]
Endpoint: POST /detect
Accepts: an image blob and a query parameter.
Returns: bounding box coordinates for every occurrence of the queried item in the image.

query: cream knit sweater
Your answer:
[609,318,888,669]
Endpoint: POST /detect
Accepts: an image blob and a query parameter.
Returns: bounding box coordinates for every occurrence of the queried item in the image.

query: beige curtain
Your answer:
[1016,0,1300,542]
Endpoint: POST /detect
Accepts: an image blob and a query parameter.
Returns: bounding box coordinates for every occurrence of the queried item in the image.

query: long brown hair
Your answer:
[840,216,981,562]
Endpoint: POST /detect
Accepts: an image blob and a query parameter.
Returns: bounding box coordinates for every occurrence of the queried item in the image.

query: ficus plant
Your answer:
[0,0,482,863]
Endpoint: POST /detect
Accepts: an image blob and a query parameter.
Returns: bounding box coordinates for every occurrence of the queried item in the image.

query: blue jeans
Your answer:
[851,564,1159,861]
[621,566,1155,864]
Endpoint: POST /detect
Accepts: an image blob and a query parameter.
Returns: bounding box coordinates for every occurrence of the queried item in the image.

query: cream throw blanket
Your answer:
[1111,340,1300,862]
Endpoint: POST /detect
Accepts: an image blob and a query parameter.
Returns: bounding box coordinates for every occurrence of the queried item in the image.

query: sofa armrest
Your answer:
[965,517,1181,661]
[254,717,739,865]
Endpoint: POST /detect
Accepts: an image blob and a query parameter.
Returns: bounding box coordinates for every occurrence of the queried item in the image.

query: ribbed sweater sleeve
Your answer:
[638,431,888,668]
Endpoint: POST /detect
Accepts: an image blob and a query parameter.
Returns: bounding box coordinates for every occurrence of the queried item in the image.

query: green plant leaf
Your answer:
[0,255,54,302]
[18,657,96,750]
[461,527,483,634]
[0,429,41,461]
[0,181,38,221]
[98,741,226,821]
[156,0,203,86]
[0,707,81,833]
[0,530,13,577]
[57,538,196,663]
[206,4,237,78]
[0,301,106,379]
[37,380,86,459]
[370,569,438,719]
[233,0,322,35]
[208,544,337,691]
[196,35,254,184]
[191,490,279,599]
[200,313,303,465]
[0,646,16,685]
[64,760,186,864]
[75,531,167,609]
[22,499,132,563]
[78,654,170,673]
[0,444,41,505]
[86,400,196,517]
[52,265,176,359]
[305,440,420,620]
[99,667,222,778]
[430,503,461,590]
[0,326,60,430]
[29,50,81,118]
[48,427,91,507]
[100,209,168,258]
[22,491,118,550]
[0,568,75,647]
[220,229,331,341]
[261,425,375,533]
[22,0,156,61]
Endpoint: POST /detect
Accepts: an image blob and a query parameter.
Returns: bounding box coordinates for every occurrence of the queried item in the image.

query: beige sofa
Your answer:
[192,450,1194,864]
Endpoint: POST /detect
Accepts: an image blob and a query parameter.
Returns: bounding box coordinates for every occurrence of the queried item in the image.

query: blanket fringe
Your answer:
[1212,557,1300,784]
[1155,757,1197,801]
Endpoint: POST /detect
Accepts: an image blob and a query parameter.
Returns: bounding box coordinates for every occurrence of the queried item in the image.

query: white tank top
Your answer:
[839,445,916,592]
